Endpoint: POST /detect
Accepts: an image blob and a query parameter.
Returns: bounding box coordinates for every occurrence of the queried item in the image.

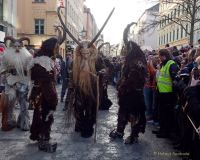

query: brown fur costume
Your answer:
[110,23,147,144]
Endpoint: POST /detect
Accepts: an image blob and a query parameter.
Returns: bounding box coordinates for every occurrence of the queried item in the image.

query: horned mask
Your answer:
[57,6,114,97]
[4,37,30,53]
[122,22,147,69]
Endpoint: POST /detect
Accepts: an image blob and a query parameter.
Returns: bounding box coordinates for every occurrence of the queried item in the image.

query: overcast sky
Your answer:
[84,0,157,44]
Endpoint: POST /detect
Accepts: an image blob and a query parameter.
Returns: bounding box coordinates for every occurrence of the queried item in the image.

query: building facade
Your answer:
[0,0,17,42]
[17,0,62,50]
[158,0,200,48]
[17,0,85,55]
[132,3,159,51]
[83,5,98,41]
[65,0,85,48]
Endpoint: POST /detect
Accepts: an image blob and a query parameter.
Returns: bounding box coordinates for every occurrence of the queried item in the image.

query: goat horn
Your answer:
[4,36,15,47]
[57,6,81,46]
[123,22,136,45]
[19,37,30,45]
[88,8,115,48]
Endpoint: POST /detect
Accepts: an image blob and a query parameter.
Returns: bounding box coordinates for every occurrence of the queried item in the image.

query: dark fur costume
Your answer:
[74,55,105,137]
[182,85,200,160]
[29,63,58,141]
[74,81,97,137]
[96,56,112,110]
[110,41,147,141]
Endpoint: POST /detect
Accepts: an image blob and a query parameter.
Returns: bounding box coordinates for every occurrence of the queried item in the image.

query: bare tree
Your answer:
[144,0,200,45]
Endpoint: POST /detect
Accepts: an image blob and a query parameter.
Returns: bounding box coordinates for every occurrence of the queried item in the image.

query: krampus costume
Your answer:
[0,37,32,131]
[109,23,147,144]
[97,43,112,110]
[28,27,65,152]
[57,6,114,138]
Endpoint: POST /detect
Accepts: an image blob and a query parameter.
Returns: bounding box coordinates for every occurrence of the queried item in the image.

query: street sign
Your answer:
[57,0,65,7]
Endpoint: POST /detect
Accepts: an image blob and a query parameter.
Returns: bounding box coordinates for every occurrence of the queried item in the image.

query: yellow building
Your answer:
[158,1,190,48]
[17,0,65,55]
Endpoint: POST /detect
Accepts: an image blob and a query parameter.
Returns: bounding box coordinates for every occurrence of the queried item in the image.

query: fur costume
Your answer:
[57,6,115,138]
[109,23,147,144]
[97,47,112,110]
[28,56,58,140]
[28,36,64,153]
[0,37,32,131]
[71,44,98,137]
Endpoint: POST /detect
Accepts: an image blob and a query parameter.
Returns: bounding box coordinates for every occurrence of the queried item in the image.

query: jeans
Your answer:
[143,87,154,119]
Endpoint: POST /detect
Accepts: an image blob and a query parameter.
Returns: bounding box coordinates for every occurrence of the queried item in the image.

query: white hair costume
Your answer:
[0,37,32,131]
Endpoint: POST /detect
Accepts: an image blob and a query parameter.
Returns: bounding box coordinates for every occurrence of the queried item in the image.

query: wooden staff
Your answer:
[94,75,100,143]
[187,115,199,134]
[184,101,199,134]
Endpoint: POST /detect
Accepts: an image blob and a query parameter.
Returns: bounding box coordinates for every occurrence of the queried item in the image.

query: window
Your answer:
[185,24,188,37]
[0,25,4,31]
[164,35,166,44]
[173,30,175,41]
[181,26,183,38]
[34,0,45,2]
[174,9,176,18]
[168,14,170,23]
[35,19,44,34]
[171,11,173,20]
[170,32,171,42]
[177,28,179,40]
[0,0,3,20]
[167,33,168,43]
[178,6,180,16]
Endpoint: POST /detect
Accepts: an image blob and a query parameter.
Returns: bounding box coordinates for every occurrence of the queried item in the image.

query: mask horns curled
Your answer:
[19,37,31,46]
[123,22,136,46]
[4,36,15,47]
[57,6,115,48]
[4,36,31,47]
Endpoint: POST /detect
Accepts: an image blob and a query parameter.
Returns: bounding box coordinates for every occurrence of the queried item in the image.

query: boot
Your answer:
[2,107,16,131]
[124,135,138,144]
[109,129,124,139]
[38,139,57,153]
[29,134,39,141]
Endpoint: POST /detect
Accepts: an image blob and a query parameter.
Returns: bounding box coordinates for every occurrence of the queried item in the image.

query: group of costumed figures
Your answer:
[0,6,150,153]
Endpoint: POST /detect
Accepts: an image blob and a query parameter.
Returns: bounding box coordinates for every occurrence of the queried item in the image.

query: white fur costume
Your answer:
[0,44,32,131]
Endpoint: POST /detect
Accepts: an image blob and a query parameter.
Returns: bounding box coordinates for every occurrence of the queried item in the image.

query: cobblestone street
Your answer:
[0,85,183,160]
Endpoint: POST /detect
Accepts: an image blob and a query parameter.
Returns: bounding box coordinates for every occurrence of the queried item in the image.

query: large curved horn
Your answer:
[55,25,66,45]
[123,22,136,45]
[88,8,115,48]
[4,36,15,47]
[57,6,81,46]
[19,37,30,45]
